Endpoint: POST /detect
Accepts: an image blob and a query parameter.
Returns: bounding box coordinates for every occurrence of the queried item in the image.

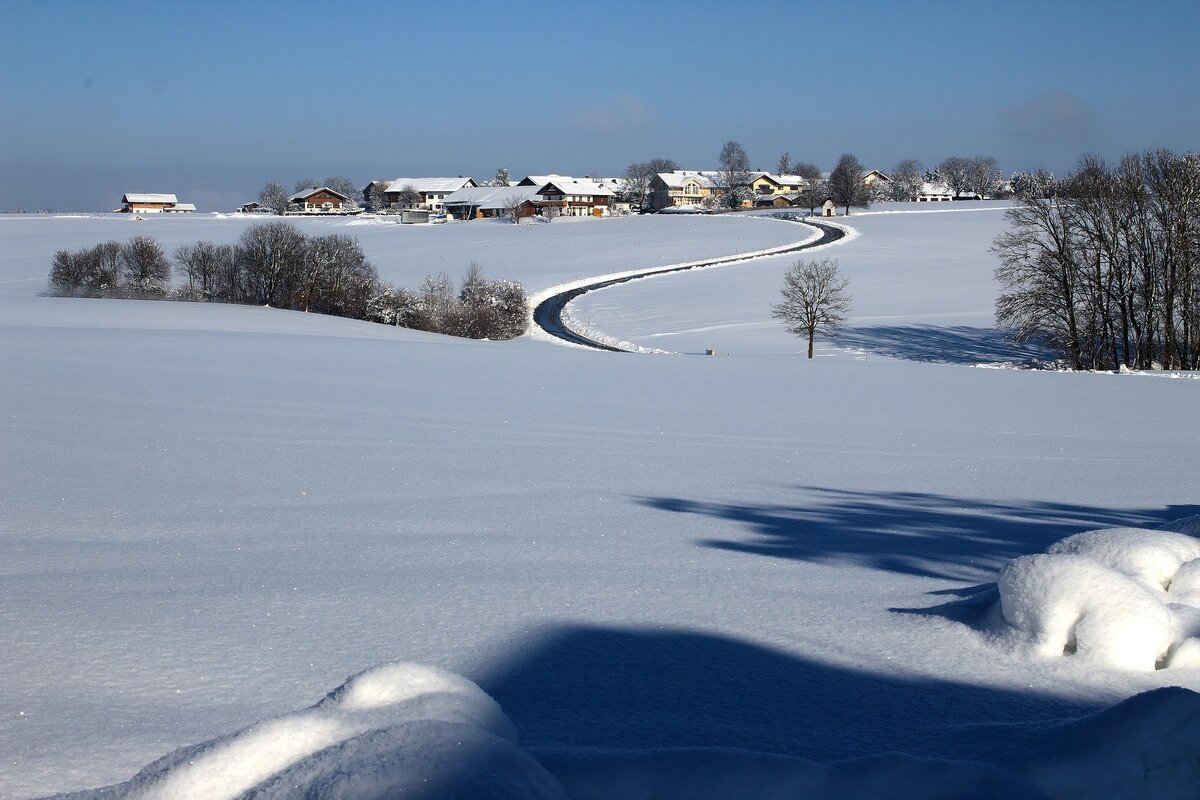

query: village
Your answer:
[117,161,1003,221]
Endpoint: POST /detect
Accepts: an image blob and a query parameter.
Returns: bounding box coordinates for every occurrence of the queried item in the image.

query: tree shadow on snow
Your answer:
[638,487,1200,581]
[478,623,1098,766]
[832,325,1055,365]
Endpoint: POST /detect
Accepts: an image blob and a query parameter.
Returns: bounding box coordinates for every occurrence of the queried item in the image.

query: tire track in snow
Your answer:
[532,216,846,352]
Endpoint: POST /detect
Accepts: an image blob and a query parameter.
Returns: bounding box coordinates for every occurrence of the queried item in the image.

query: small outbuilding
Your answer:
[822,199,837,217]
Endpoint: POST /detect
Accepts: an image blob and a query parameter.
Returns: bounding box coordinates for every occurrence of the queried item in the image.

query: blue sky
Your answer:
[2,0,1198,211]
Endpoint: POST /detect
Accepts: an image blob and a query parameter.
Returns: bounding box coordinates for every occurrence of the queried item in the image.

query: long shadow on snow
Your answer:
[479,623,1100,766]
[832,325,1055,365]
[638,486,1200,581]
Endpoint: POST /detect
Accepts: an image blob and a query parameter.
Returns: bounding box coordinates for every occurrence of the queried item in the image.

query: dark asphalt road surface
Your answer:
[532,216,845,352]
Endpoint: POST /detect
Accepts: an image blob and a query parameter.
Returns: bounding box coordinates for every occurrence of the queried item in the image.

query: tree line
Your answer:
[993,149,1200,370]
[48,221,529,341]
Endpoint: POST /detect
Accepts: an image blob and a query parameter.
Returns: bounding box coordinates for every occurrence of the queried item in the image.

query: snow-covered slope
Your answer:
[2,209,1198,797]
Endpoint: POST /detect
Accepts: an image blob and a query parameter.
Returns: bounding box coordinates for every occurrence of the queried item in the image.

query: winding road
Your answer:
[532,216,846,352]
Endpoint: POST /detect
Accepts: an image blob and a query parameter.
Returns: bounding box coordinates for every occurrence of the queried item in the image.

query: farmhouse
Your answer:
[288,187,350,213]
[649,171,718,211]
[120,193,190,213]
[384,177,478,211]
[863,169,891,188]
[535,178,613,217]
[443,186,540,220]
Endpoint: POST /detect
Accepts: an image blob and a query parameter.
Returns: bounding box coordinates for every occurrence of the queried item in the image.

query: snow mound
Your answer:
[1014,685,1200,799]
[997,525,1200,670]
[1160,513,1200,537]
[540,747,1047,800]
[61,662,564,800]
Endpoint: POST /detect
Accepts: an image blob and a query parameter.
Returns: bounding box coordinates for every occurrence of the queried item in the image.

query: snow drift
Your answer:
[54,663,565,800]
[997,518,1200,670]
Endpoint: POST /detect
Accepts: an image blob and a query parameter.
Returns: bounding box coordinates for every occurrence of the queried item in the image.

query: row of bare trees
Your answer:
[49,222,529,340]
[993,149,1200,370]
[50,237,173,298]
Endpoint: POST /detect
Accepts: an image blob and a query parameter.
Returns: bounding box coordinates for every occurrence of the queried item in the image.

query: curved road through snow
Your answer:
[532,216,846,352]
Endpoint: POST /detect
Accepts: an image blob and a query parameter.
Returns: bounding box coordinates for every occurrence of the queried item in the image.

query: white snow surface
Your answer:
[2,208,1200,798]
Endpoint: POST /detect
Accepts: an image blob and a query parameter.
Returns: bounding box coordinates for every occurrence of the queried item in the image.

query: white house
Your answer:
[534,177,613,217]
[384,177,478,211]
[649,171,719,210]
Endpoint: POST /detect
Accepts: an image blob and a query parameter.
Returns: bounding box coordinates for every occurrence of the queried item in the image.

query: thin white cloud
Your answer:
[569,94,651,133]
[1001,90,1095,142]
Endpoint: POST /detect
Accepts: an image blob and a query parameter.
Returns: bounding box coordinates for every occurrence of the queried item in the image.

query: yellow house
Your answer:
[750,173,809,196]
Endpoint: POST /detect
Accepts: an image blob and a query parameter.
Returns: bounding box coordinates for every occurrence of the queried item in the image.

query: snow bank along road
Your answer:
[532,216,844,351]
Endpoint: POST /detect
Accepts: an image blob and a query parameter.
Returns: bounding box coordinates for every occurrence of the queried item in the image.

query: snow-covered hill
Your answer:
[2,209,1198,798]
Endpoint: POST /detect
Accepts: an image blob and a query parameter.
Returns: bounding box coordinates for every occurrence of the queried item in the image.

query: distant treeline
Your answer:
[48,221,529,340]
[993,149,1200,371]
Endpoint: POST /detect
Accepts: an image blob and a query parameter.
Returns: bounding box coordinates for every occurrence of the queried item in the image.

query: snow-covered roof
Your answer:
[122,193,177,204]
[289,187,349,202]
[756,173,809,186]
[918,181,954,196]
[537,178,614,197]
[442,185,540,210]
[654,171,719,189]
[516,174,570,187]
[385,177,475,194]
[166,203,196,212]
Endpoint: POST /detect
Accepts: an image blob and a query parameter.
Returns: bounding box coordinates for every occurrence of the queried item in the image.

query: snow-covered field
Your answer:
[3,208,1199,798]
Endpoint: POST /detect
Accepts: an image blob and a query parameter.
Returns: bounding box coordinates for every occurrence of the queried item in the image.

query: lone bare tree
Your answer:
[772,258,852,358]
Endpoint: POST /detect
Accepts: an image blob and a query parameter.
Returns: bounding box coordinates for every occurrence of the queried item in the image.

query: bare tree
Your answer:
[828,153,870,215]
[258,181,289,214]
[121,236,171,297]
[966,156,1002,199]
[292,178,320,193]
[793,162,822,180]
[889,159,924,201]
[393,184,422,209]
[415,272,456,332]
[717,140,752,209]
[501,193,526,223]
[322,176,360,209]
[772,258,852,358]
[796,179,828,216]
[237,221,307,306]
[936,157,973,199]
[49,248,93,296]
[365,179,390,211]
[175,241,226,300]
[622,159,678,210]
